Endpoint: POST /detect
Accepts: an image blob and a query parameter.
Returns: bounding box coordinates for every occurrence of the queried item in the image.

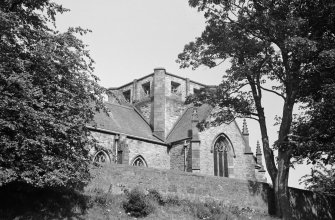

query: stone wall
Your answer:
[87,164,271,214]
[91,131,169,169]
[134,99,151,122]
[87,164,335,220]
[127,139,170,170]
[170,141,192,172]
[165,98,187,135]
[90,131,116,162]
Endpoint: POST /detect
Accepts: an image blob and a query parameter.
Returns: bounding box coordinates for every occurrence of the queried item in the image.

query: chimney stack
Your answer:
[152,68,166,141]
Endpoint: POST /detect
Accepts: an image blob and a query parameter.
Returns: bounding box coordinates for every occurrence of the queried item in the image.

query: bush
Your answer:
[122,188,155,218]
[164,195,182,206]
[203,201,222,216]
[147,189,165,205]
[194,203,212,219]
[90,190,107,206]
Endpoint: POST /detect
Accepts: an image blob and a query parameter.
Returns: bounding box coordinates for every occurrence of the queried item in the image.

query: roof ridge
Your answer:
[166,105,194,142]
[87,126,164,144]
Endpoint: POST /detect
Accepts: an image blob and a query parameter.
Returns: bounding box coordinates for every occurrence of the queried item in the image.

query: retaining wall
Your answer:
[86,164,335,219]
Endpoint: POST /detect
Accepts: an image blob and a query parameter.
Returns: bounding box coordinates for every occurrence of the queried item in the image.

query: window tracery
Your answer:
[132,155,147,167]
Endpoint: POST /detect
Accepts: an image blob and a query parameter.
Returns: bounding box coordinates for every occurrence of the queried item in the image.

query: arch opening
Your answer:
[212,135,234,177]
[93,151,110,163]
[131,155,147,167]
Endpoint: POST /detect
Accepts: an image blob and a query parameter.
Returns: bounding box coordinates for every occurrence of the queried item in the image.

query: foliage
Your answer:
[300,163,335,196]
[147,188,165,205]
[0,0,105,189]
[122,188,155,218]
[0,185,278,220]
[177,0,335,218]
[164,195,182,206]
[293,85,335,165]
[0,182,90,219]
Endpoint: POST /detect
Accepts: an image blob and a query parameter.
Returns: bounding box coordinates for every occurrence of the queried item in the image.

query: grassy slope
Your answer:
[85,191,278,220]
[0,183,279,220]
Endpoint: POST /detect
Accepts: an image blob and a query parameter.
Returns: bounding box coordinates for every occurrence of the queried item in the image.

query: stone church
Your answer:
[88,68,266,181]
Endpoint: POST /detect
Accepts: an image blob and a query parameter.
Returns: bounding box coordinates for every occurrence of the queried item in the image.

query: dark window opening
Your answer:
[123,90,131,102]
[171,81,181,95]
[142,82,150,96]
[193,88,200,94]
[117,151,123,164]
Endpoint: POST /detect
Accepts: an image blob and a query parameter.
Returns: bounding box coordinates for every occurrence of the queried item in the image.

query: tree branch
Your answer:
[260,85,286,99]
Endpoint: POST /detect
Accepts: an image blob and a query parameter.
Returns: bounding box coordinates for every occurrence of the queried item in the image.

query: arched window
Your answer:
[212,135,235,177]
[132,155,147,167]
[93,151,110,163]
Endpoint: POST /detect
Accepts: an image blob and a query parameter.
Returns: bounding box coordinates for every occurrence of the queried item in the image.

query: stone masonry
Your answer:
[91,68,265,182]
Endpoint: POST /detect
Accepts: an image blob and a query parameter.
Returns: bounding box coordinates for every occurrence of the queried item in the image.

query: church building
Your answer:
[88,68,266,181]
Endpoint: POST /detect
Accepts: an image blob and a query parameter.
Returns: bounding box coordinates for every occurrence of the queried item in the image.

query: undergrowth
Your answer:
[0,184,278,220]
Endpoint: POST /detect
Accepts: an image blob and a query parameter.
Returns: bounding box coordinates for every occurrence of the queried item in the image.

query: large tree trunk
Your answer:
[249,74,296,218]
[274,95,295,219]
[275,151,291,219]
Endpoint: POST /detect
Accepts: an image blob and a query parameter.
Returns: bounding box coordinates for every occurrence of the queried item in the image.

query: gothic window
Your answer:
[132,155,147,167]
[213,135,234,177]
[93,151,110,163]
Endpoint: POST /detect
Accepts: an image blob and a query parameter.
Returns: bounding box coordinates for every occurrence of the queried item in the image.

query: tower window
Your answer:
[171,81,181,95]
[123,90,131,102]
[142,82,150,96]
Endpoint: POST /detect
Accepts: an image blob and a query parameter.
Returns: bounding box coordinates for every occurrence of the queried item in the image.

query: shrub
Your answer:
[122,188,155,218]
[147,189,165,205]
[89,188,108,205]
[204,201,222,216]
[190,202,212,219]
[164,195,182,206]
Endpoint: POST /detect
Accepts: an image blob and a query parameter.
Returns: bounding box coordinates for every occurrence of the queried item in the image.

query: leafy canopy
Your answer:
[0,0,105,189]
[177,0,335,217]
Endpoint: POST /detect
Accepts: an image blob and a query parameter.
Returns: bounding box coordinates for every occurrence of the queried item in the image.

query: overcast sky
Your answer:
[54,0,310,189]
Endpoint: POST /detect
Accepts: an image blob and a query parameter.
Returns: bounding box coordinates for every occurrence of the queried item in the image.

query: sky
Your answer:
[54,0,310,189]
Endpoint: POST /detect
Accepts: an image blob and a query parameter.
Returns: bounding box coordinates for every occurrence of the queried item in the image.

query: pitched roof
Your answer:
[89,102,163,143]
[166,104,212,143]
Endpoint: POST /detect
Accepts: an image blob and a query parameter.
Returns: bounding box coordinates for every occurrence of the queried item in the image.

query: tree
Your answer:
[177,0,335,218]
[294,84,335,166]
[293,54,335,195]
[300,163,335,196]
[0,0,105,189]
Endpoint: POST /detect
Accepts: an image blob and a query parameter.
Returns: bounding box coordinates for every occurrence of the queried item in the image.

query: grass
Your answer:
[0,183,279,220]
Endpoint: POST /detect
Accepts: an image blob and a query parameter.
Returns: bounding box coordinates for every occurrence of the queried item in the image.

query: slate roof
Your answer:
[166,104,212,143]
[89,102,163,143]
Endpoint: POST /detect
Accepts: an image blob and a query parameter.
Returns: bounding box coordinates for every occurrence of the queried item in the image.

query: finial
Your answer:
[256,140,262,155]
[242,118,249,135]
